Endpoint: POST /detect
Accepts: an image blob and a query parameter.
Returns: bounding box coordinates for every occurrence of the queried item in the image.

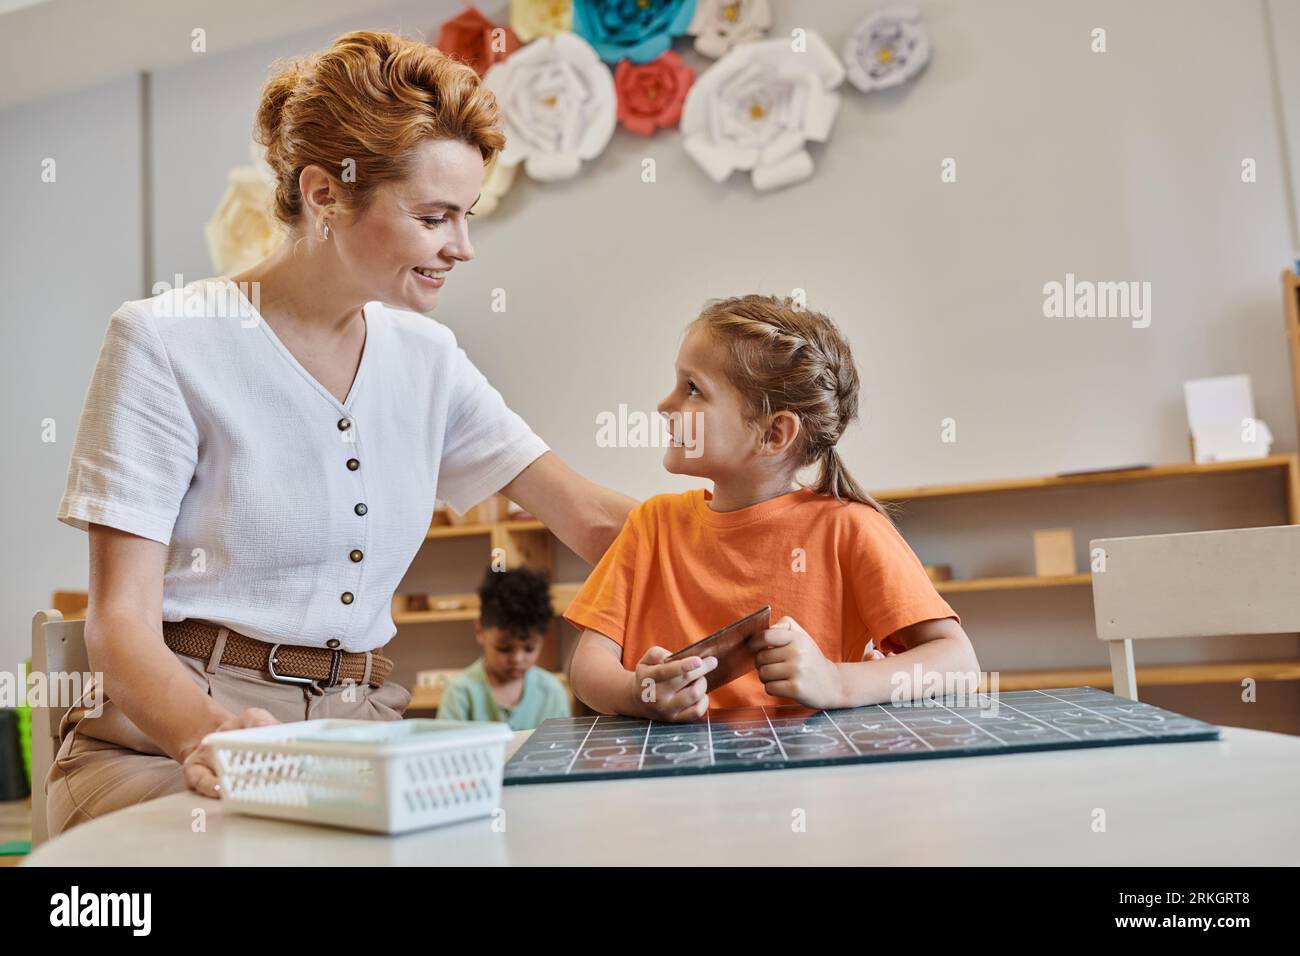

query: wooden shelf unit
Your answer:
[873,453,1299,524]
[883,453,1299,706]
[983,659,1300,692]
[932,573,1089,594]
[393,581,583,625]
[395,513,583,694]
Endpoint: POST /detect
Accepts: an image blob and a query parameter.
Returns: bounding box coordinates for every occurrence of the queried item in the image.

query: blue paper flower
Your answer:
[573,0,697,64]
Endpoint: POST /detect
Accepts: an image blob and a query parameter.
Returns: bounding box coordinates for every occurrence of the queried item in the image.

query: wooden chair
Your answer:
[1091,525,1300,700]
[29,609,89,847]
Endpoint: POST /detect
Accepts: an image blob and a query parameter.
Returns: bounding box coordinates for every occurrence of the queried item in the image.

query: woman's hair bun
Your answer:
[249,31,505,229]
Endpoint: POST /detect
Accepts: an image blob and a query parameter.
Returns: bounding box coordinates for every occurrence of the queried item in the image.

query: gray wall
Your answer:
[147,0,1300,495]
[4,0,1300,699]
[1,74,144,679]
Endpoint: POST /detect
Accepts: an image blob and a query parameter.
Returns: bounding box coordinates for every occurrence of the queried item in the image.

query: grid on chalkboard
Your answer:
[502,687,1221,785]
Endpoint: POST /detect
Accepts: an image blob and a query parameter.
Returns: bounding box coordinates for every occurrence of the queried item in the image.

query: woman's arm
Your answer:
[500,452,637,565]
[83,524,235,762]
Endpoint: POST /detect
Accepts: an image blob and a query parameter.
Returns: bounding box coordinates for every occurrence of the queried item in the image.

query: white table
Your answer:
[24,725,1300,865]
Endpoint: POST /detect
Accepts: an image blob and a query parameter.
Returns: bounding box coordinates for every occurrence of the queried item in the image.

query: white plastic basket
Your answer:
[205,718,514,834]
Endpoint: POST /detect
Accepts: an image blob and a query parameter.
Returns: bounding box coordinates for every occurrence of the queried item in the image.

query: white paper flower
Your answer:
[843,6,931,93]
[483,32,617,182]
[680,30,844,192]
[474,153,518,218]
[687,0,772,59]
[204,160,283,275]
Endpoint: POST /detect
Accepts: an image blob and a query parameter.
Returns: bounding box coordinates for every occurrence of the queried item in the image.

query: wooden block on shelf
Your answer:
[51,590,88,620]
[1032,528,1077,576]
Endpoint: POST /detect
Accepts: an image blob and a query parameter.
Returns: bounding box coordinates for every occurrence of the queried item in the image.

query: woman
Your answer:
[47,30,637,836]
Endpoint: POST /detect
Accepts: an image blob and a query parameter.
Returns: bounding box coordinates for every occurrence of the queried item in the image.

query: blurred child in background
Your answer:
[439,566,571,729]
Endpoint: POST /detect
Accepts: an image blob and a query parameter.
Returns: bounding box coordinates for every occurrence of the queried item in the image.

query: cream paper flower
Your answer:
[510,0,573,43]
[687,0,772,59]
[843,6,931,93]
[474,152,518,217]
[204,150,283,275]
[484,31,617,182]
[680,29,844,192]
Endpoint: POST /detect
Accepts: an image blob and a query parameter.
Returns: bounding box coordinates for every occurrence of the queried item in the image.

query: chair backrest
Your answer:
[1091,525,1300,700]
[30,609,90,847]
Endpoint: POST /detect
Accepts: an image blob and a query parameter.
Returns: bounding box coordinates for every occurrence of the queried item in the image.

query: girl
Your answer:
[565,294,979,721]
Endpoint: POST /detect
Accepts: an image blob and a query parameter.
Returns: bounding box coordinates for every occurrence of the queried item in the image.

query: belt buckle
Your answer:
[266,643,315,686]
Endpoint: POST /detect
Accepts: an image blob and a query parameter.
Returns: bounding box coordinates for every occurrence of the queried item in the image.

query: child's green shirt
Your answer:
[438,658,570,730]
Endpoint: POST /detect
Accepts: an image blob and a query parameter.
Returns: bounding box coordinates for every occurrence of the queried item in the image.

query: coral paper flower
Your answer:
[687,0,771,59]
[681,30,844,192]
[843,6,931,93]
[573,0,697,65]
[483,32,617,181]
[614,51,694,135]
[510,0,573,42]
[435,5,523,77]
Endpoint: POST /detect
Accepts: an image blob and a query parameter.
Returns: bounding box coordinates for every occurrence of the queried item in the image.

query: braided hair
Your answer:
[691,294,897,522]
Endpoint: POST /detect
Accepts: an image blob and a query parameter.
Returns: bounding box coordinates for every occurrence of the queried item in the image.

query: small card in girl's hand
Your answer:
[666,606,771,692]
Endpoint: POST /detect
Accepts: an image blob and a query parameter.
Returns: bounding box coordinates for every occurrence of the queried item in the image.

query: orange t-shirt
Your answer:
[563,487,959,710]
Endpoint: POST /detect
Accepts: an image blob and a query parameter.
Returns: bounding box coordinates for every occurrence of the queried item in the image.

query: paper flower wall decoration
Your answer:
[483,32,617,181]
[511,0,573,42]
[614,51,694,135]
[205,153,283,275]
[680,30,844,192]
[843,6,931,93]
[435,5,522,77]
[687,0,772,59]
[573,0,697,64]
[474,153,518,217]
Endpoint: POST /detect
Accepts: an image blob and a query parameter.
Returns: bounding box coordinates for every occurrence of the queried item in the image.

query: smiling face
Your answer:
[331,137,485,312]
[656,323,766,483]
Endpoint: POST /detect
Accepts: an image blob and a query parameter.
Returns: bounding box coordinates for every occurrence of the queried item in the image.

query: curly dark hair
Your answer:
[477,566,553,637]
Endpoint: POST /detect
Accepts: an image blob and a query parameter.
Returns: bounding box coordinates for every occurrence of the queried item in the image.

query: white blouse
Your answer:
[57,276,549,653]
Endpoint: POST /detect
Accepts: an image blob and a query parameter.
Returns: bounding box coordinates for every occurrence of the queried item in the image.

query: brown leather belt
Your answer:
[162,619,393,688]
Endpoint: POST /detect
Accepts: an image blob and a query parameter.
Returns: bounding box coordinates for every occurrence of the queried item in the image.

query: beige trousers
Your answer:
[45,642,412,837]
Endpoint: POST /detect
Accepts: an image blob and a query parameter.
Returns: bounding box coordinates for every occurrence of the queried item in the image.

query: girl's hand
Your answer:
[180,707,279,798]
[749,616,844,710]
[632,647,717,722]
